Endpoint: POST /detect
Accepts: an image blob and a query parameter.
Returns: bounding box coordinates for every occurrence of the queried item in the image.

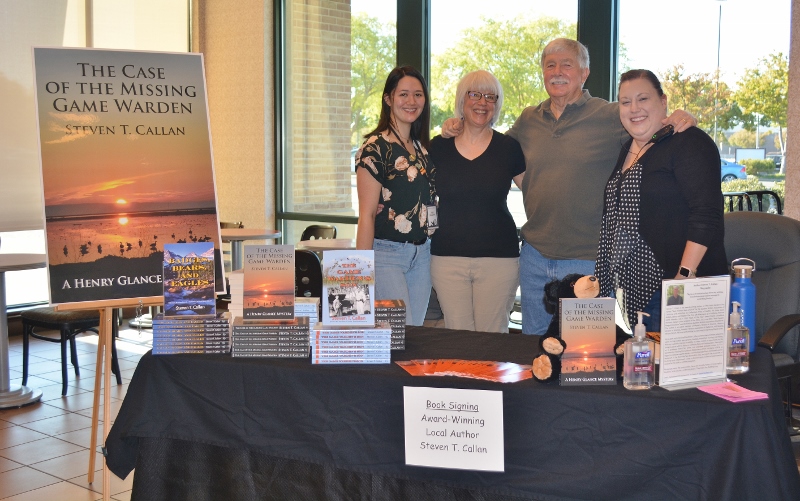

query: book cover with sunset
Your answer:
[243,244,294,320]
[33,47,224,304]
[162,243,216,317]
[559,298,617,386]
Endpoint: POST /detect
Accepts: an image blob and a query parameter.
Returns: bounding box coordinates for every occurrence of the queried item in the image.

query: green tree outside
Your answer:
[734,53,788,174]
[430,16,575,130]
[351,14,395,147]
[658,65,739,142]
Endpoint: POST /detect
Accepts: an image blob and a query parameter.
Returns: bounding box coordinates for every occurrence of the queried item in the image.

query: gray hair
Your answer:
[453,70,504,126]
[541,38,590,71]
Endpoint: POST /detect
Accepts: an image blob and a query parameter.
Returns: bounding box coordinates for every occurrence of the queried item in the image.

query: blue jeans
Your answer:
[373,239,431,326]
[519,242,596,335]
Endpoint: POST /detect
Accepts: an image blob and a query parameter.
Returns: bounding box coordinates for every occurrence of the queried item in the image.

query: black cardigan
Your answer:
[612,127,728,278]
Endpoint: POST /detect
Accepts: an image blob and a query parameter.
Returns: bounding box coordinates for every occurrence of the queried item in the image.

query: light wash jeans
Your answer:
[520,242,595,335]
[373,238,431,326]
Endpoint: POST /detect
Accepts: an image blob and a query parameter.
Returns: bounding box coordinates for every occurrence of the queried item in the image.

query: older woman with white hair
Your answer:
[428,70,526,333]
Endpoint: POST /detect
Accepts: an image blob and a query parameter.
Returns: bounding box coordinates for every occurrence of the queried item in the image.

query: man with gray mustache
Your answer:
[444,38,695,334]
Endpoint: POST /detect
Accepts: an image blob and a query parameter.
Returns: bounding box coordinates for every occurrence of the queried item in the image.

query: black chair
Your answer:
[295,249,322,299]
[724,212,800,433]
[723,190,782,214]
[301,224,337,240]
[22,307,123,396]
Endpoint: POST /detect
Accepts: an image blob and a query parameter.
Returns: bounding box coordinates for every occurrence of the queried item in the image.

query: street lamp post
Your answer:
[713,0,726,146]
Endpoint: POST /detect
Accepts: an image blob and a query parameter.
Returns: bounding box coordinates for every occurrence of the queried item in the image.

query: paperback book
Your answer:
[375,299,406,350]
[311,324,391,364]
[243,244,295,320]
[231,316,310,358]
[558,297,617,386]
[151,310,231,355]
[321,250,375,326]
[163,243,216,317]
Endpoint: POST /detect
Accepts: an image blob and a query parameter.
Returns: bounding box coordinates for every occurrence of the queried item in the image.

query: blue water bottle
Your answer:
[730,258,756,352]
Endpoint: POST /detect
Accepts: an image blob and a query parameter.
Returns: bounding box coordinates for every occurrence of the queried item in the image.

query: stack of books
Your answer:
[231,317,310,358]
[227,269,244,320]
[152,313,231,355]
[375,299,406,350]
[311,324,392,364]
[295,297,320,322]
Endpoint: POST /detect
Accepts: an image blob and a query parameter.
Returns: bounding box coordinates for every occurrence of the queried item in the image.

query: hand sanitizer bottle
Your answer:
[727,301,750,374]
[623,312,655,390]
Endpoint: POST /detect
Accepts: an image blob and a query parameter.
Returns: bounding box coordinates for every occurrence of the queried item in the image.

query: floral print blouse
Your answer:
[356,134,435,242]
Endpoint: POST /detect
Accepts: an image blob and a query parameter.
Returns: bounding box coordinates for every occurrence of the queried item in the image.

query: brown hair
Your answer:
[366,66,431,149]
[619,69,664,96]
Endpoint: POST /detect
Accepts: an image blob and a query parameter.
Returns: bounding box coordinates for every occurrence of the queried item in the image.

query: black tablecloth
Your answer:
[106,326,800,500]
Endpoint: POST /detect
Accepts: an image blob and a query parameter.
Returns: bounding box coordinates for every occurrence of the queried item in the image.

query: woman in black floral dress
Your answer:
[355,66,436,326]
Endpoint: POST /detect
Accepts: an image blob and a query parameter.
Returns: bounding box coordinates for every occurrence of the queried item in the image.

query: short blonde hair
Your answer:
[453,70,504,126]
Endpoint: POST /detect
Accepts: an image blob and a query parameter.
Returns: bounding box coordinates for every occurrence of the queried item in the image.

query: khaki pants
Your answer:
[430,255,519,333]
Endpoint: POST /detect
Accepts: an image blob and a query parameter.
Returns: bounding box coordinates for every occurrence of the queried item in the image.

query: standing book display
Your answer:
[321,250,375,326]
[32,47,223,500]
[314,250,390,363]
[243,244,294,320]
[163,242,216,317]
[155,241,229,355]
[559,298,617,386]
[228,245,309,357]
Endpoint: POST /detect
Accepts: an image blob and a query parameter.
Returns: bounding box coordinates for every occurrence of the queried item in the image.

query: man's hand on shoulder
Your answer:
[662,110,697,133]
[441,117,464,138]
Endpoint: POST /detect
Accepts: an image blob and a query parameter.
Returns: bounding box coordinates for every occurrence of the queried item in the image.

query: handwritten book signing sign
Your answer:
[32,47,223,304]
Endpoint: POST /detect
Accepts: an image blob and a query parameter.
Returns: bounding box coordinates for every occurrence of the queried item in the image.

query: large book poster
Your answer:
[243,244,295,320]
[32,47,224,304]
[321,250,375,326]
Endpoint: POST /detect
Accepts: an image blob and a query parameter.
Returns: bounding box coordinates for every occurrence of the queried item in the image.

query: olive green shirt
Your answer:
[508,90,628,261]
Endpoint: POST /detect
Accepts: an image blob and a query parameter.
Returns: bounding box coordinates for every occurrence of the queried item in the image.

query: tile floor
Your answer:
[0,324,155,501]
[1,322,800,500]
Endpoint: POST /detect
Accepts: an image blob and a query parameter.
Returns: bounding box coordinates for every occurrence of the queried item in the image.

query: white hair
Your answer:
[453,70,504,126]
[541,38,590,70]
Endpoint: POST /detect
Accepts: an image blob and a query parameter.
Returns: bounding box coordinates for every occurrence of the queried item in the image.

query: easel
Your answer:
[56,296,162,501]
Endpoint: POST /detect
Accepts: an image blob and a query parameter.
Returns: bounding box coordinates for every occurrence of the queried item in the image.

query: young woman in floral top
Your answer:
[355,66,436,326]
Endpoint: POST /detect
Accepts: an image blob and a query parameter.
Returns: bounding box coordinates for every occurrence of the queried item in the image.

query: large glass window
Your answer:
[619,0,790,167]
[430,1,577,228]
[280,1,794,238]
[279,0,395,243]
[0,0,189,307]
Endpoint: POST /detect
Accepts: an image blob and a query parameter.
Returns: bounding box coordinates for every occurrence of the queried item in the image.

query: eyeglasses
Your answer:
[466,91,498,103]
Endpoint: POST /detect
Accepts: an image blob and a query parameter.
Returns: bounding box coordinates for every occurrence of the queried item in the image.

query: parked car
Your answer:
[721,159,747,182]
[351,147,359,169]
[766,154,783,170]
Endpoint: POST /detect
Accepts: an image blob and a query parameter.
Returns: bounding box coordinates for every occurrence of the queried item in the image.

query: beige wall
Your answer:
[193,0,275,231]
[786,0,799,219]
